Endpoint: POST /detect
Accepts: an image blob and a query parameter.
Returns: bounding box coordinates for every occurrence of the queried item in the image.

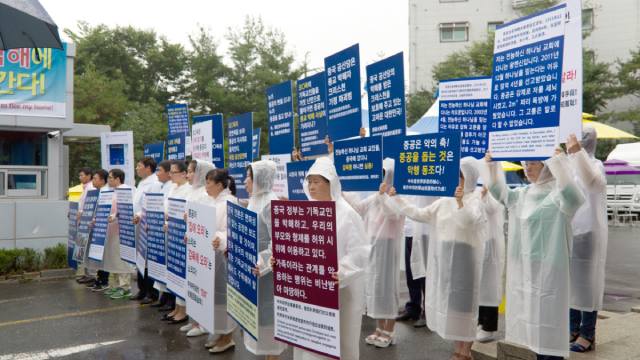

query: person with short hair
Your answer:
[86,169,111,292]
[76,167,97,285]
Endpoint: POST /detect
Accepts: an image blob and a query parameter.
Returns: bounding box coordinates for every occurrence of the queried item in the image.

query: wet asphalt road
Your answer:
[0,225,638,359]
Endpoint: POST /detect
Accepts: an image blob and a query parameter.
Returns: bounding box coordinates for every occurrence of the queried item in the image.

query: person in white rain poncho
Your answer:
[161,160,192,325]
[383,157,486,360]
[476,168,506,343]
[343,158,405,348]
[281,157,369,360]
[566,128,608,353]
[485,151,585,360]
[245,160,287,359]
[195,168,239,354]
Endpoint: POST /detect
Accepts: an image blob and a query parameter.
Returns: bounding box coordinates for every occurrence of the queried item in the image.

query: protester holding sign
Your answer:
[567,128,607,353]
[75,167,97,285]
[384,157,486,360]
[195,168,238,353]
[342,158,405,348]
[485,152,584,359]
[103,169,137,300]
[280,157,369,360]
[243,160,288,359]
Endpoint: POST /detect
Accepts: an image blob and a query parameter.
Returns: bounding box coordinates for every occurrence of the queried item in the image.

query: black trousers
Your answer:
[97,270,109,286]
[136,268,158,299]
[478,306,499,332]
[404,236,426,318]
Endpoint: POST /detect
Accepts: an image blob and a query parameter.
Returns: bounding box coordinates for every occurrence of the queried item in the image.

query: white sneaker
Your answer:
[209,339,235,353]
[186,326,207,337]
[476,328,496,343]
[179,323,194,332]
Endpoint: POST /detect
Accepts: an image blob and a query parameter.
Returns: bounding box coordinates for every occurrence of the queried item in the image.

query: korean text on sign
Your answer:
[297,72,328,157]
[228,112,253,199]
[333,135,383,192]
[167,197,188,300]
[167,103,189,135]
[324,44,362,141]
[146,193,167,283]
[366,52,406,138]
[116,187,136,264]
[267,80,295,154]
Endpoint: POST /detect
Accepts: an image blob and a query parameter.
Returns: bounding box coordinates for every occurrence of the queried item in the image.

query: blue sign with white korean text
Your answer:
[228,113,253,199]
[489,5,566,160]
[267,81,294,154]
[0,45,67,118]
[297,72,328,157]
[193,114,225,169]
[146,193,167,283]
[167,103,190,135]
[286,160,314,200]
[144,142,165,164]
[252,128,261,161]
[439,77,492,160]
[226,201,259,340]
[74,189,99,263]
[334,136,383,191]
[366,52,406,138]
[167,197,188,299]
[167,133,186,161]
[325,44,362,141]
[393,133,461,197]
[116,187,136,265]
[88,190,114,262]
[67,202,78,269]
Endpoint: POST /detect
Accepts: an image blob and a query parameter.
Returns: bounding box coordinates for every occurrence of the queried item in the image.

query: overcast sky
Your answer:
[41,0,409,72]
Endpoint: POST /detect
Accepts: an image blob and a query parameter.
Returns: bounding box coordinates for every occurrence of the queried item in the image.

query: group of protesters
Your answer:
[71,126,607,360]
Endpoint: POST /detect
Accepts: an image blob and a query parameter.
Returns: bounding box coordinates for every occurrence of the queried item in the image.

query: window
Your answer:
[488,21,503,34]
[5,171,42,197]
[582,8,594,31]
[0,131,48,166]
[440,22,469,42]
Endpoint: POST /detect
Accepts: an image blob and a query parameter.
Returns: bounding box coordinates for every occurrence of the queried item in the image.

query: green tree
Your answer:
[617,46,640,99]
[406,90,435,127]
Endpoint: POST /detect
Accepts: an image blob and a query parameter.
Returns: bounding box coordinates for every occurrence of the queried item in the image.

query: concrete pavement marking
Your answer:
[0,303,141,328]
[0,340,124,360]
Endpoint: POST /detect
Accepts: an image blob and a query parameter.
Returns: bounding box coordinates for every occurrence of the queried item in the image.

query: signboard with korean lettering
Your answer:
[439,77,492,159]
[226,202,259,340]
[88,190,114,262]
[116,187,136,265]
[67,202,78,269]
[146,193,167,283]
[144,142,165,164]
[167,197,188,299]
[267,80,295,154]
[325,44,362,141]
[186,202,217,333]
[286,160,314,201]
[228,112,253,199]
[252,128,261,161]
[261,154,291,198]
[489,4,566,160]
[366,52,406,138]
[297,72,328,157]
[559,0,583,140]
[74,189,99,263]
[191,119,213,162]
[271,200,340,359]
[193,114,225,169]
[393,133,461,197]
[0,46,67,117]
[135,200,148,274]
[333,135,383,192]
[167,133,186,161]
[167,103,190,135]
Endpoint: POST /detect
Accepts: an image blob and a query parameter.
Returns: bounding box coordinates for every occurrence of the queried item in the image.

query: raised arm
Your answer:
[546,152,586,217]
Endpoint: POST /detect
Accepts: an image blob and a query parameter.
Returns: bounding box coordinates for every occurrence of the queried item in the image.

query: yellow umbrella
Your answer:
[583,119,638,139]
[67,183,83,202]
[501,161,523,172]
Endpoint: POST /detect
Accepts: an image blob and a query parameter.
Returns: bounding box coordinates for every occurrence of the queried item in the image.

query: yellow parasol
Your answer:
[582,113,638,139]
[501,161,523,172]
[67,184,83,202]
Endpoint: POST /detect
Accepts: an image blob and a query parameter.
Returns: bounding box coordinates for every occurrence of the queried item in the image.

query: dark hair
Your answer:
[246,165,253,180]
[158,160,171,173]
[94,169,108,182]
[79,167,93,177]
[109,169,125,184]
[206,169,237,196]
[139,157,157,173]
[171,160,187,173]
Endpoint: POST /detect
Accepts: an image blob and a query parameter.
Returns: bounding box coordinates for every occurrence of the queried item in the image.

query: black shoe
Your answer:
[85,280,97,288]
[395,311,418,321]
[130,292,146,301]
[168,316,188,325]
[161,313,174,321]
[158,305,175,312]
[77,276,95,284]
[140,297,154,305]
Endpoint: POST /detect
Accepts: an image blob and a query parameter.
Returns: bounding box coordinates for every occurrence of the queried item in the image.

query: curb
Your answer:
[0,268,75,284]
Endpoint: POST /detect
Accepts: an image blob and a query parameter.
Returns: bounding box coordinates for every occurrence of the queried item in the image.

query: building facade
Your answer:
[409,0,640,111]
